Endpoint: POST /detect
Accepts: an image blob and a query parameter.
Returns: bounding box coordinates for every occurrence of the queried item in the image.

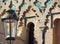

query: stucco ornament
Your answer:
[34,0,51,28]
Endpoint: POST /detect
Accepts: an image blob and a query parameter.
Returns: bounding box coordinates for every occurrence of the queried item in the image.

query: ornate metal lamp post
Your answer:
[1,9,18,44]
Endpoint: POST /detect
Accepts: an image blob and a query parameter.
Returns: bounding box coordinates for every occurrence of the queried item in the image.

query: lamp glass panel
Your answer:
[3,19,17,38]
[11,20,17,37]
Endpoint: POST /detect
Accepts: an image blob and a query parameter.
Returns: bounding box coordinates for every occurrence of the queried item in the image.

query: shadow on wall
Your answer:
[27,22,38,44]
[17,22,38,44]
[34,38,38,44]
[0,18,4,34]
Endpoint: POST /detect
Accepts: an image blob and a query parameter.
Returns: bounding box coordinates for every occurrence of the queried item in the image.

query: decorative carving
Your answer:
[34,0,38,4]
[44,14,50,30]
[9,1,13,9]
[45,0,51,8]
[0,0,59,29]
[19,5,31,22]
[18,0,25,11]
[34,0,51,13]
[47,1,60,28]
[32,8,36,12]
[1,9,6,15]
[34,1,43,13]
[49,2,57,13]
[35,13,39,17]
[3,0,8,5]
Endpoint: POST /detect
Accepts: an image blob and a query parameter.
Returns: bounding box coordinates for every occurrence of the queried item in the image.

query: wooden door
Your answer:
[53,19,60,44]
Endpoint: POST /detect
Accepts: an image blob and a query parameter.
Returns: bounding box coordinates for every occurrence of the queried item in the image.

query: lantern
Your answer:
[1,9,18,40]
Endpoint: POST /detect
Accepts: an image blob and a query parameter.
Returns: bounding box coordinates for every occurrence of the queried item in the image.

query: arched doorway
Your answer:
[27,22,35,44]
[53,18,60,44]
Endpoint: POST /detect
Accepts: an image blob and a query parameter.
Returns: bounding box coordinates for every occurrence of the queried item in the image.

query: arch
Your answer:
[27,22,35,44]
[27,22,35,29]
[53,18,60,44]
[54,18,60,27]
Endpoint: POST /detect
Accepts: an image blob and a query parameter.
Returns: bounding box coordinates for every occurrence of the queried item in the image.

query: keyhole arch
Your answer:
[27,22,35,44]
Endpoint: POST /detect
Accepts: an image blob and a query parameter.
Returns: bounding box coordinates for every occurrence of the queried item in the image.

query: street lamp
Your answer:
[1,9,18,44]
